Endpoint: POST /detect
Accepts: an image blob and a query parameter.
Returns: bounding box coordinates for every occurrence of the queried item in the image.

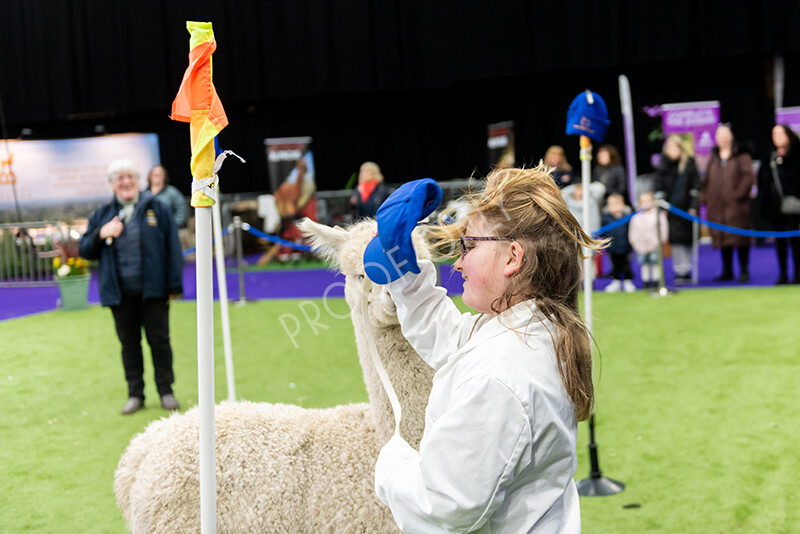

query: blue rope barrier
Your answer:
[243,225,314,252]
[593,210,638,236]
[181,227,230,257]
[591,203,800,239]
[665,203,800,238]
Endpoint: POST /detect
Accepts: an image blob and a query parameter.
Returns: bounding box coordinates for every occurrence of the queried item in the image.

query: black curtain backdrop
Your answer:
[1,0,799,195]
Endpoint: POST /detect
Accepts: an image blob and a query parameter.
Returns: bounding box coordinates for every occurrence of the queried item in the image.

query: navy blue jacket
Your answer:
[601,208,633,256]
[79,192,184,306]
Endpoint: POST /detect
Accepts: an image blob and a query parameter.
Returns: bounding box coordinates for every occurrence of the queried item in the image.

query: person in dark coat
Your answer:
[544,145,574,188]
[756,124,800,284]
[654,135,701,283]
[702,124,755,282]
[79,158,184,415]
[592,144,628,204]
[351,161,391,219]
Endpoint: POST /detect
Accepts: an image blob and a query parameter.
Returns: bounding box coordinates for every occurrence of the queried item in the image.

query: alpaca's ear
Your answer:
[298,218,348,265]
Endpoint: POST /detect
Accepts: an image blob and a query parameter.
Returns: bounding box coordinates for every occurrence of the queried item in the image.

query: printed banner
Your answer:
[263,137,316,219]
[775,107,800,137]
[661,101,720,175]
[487,121,515,169]
[0,133,160,221]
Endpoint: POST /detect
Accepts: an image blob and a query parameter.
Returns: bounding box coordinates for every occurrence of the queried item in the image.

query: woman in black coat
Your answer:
[756,124,800,284]
[592,144,628,204]
[654,135,701,283]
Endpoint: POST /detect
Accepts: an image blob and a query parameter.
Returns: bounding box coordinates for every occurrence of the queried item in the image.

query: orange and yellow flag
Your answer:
[171,21,228,207]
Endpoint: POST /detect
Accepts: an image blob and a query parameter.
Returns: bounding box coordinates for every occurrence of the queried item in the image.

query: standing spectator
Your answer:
[562,181,606,281]
[592,144,628,203]
[655,135,701,283]
[544,145,574,188]
[79,159,183,415]
[756,124,800,284]
[351,161,391,219]
[629,191,669,289]
[703,123,755,282]
[601,193,635,292]
[147,165,187,228]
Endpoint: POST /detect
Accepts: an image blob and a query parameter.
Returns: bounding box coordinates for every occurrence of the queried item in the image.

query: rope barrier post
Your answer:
[654,200,673,297]
[233,215,247,307]
[691,219,699,285]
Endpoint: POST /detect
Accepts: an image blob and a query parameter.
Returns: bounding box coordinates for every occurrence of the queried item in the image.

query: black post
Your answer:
[576,415,625,496]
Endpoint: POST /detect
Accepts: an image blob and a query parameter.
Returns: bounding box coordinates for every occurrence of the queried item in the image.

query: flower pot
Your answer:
[56,274,91,311]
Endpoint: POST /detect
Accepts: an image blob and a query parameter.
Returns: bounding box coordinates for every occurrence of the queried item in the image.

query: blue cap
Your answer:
[566,90,610,142]
[363,178,443,284]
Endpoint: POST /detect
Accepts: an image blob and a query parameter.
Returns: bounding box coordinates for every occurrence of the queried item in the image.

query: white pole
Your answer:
[212,197,236,401]
[580,135,593,335]
[618,75,638,206]
[195,206,216,534]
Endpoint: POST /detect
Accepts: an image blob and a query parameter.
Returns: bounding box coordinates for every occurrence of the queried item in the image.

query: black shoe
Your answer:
[121,397,144,415]
[160,394,180,411]
[713,273,734,282]
[776,274,788,285]
[674,274,691,284]
[738,272,750,283]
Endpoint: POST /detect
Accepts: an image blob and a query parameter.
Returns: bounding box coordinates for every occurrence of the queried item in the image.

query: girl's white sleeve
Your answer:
[387,260,476,370]
[375,375,532,533]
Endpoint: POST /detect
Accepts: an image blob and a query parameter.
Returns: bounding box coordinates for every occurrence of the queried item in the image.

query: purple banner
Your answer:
[661,101,720,175]
[775,107,800,137]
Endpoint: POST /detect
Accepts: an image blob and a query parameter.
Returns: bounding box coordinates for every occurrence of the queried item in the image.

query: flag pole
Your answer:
[195,203,216,533]
[170,21,230,533]
[566,90,625,497]
[580,135,593,332]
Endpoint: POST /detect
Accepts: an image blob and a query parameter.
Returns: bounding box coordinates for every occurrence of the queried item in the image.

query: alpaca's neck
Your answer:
[352,318,433,449]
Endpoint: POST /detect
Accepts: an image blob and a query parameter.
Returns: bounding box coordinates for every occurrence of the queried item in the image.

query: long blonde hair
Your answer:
[431,164,606,420]
[664,135,689,174]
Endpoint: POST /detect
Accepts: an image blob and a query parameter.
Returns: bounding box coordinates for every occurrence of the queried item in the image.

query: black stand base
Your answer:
[576,475,625,496]
[577,415,625,497]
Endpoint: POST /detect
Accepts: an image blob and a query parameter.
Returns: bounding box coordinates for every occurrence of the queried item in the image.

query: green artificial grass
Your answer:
[1,287,798,532]
[578,287,800,533]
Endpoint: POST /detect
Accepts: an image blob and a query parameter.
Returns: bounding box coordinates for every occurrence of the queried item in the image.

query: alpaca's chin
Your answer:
[369,286,399,327]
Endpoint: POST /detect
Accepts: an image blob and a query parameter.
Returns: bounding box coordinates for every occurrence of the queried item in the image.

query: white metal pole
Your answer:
[212,197,236,401]
[195,206,216,534]
[618,75,638,206]
[580,136,593,335]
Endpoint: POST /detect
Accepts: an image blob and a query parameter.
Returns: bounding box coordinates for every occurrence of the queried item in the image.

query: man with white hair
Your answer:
[79,158,183,415]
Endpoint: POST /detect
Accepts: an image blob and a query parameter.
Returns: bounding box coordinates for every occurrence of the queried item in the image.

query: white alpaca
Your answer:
[114,219,435,533]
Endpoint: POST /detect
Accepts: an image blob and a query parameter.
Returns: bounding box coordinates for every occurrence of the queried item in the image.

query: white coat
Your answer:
[375,261,580,533]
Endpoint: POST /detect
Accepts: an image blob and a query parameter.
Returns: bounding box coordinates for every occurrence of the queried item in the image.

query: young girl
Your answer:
[374,165,605,533]
[628,191,669,289]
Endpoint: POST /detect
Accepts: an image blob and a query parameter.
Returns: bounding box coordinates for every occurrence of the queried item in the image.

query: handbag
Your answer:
[770,159,800,215]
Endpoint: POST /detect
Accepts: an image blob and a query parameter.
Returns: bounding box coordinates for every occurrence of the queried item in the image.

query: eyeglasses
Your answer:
[459,236,514,258]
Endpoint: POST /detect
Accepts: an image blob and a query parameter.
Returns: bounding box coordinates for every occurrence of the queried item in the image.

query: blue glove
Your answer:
[565,90,610,143]
[363,178,443,284]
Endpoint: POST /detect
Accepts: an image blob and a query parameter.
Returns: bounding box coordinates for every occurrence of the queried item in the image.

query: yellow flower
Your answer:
[67,257,75,266]
[53,257,61,268]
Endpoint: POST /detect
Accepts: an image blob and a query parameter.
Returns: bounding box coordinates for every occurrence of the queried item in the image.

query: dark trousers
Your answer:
[720,246,750,276]
[775,214,800,280]
[609,253,634,281]
[111,295,174,400]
